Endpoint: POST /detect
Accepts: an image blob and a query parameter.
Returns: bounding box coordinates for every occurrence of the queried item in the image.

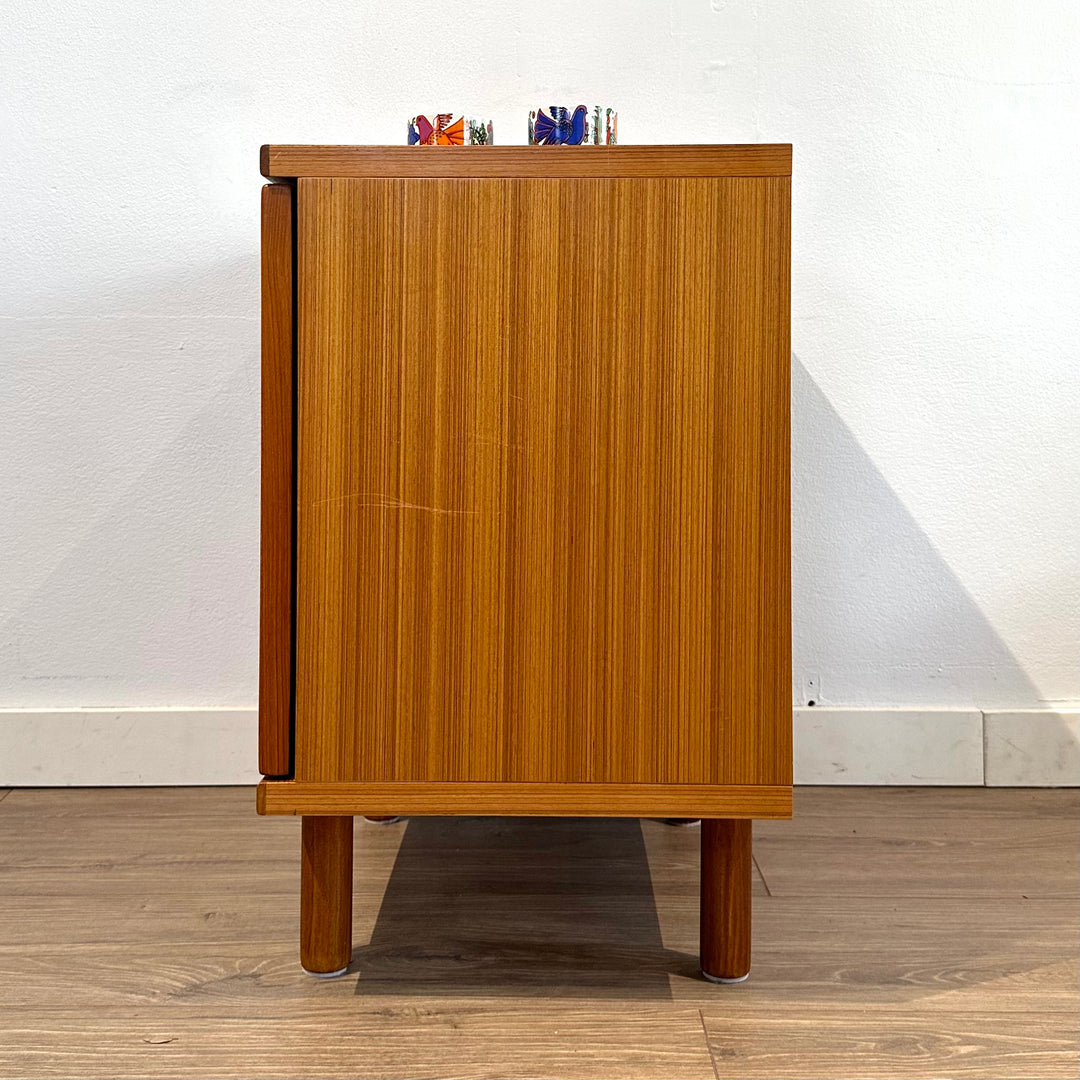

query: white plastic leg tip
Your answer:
[702,969,750,984]
[302,965,349,979]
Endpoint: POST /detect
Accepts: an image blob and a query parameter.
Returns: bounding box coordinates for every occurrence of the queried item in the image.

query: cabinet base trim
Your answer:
[256,780,792,818]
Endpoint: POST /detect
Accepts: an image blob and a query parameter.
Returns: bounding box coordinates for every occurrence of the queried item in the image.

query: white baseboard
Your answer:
[0,706,1076,787]
[0,708,261,786]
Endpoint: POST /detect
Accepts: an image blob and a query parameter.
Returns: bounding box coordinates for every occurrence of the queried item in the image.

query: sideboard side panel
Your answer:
[294,175,791,787]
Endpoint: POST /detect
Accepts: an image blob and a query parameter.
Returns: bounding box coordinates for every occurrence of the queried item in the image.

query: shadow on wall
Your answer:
[790,354,1043,709]
[0,257,259,707]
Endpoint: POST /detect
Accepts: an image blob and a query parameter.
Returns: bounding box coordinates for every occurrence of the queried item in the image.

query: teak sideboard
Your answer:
[256,144,792,982]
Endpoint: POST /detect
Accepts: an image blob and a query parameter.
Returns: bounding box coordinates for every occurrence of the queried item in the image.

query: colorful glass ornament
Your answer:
[408,115,494,145]
[529,106,617,146]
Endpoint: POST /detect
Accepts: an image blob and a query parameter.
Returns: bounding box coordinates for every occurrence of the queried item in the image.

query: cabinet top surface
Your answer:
[260,143,792,180]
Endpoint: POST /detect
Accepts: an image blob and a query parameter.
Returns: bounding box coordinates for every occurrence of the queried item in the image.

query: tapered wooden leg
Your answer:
[700,818,752,982]
[300,816,353,976]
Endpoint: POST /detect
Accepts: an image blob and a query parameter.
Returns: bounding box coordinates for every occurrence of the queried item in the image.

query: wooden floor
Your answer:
[0,787,1076,1079]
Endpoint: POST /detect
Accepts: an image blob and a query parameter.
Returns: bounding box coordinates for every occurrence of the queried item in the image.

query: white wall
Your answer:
[1,2,1077,781]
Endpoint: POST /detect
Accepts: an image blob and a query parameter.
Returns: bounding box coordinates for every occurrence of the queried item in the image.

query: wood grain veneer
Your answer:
[257,782,793,818]
[258,183,294,777]
[261,143,792,180]
[294,173,791,791]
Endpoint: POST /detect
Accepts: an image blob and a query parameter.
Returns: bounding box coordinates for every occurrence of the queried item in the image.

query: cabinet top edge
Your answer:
[260,144,792,180]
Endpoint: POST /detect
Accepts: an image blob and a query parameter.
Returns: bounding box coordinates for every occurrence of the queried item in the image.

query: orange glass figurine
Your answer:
[408,115,493,145]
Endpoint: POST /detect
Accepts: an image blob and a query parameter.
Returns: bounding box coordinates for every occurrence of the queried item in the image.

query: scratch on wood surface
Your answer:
[313,492,482,515]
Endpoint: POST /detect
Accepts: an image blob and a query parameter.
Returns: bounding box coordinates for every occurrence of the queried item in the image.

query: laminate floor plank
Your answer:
[781,786,1077,822]
[0,790,401,900]
[0,787,1076,1080]
[663,898,1078,1010]
[2,913,1073,1013]
[0,1009,717,1080]
[701,1007,1077,1079]
[0,786,257,816]
[752,787,1078,898]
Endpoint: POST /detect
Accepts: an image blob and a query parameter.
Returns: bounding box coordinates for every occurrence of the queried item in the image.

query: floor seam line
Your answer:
[699,1008,721,1080]
[752,852,773,897]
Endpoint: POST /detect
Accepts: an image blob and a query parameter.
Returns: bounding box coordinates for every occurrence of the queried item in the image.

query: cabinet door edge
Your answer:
[259,182,295,777]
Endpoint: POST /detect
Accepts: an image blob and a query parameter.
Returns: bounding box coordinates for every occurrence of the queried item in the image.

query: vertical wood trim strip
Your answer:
[771,176,793,783]
[259,183,295,776]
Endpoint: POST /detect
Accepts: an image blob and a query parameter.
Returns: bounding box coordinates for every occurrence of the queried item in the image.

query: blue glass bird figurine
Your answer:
[533,105,588,145]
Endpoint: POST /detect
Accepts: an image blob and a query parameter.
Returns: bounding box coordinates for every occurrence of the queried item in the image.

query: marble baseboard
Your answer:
[984,710,1080,786]
[1,706,1076,787]
[795,707,1080,786]
[794,708,985,785]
